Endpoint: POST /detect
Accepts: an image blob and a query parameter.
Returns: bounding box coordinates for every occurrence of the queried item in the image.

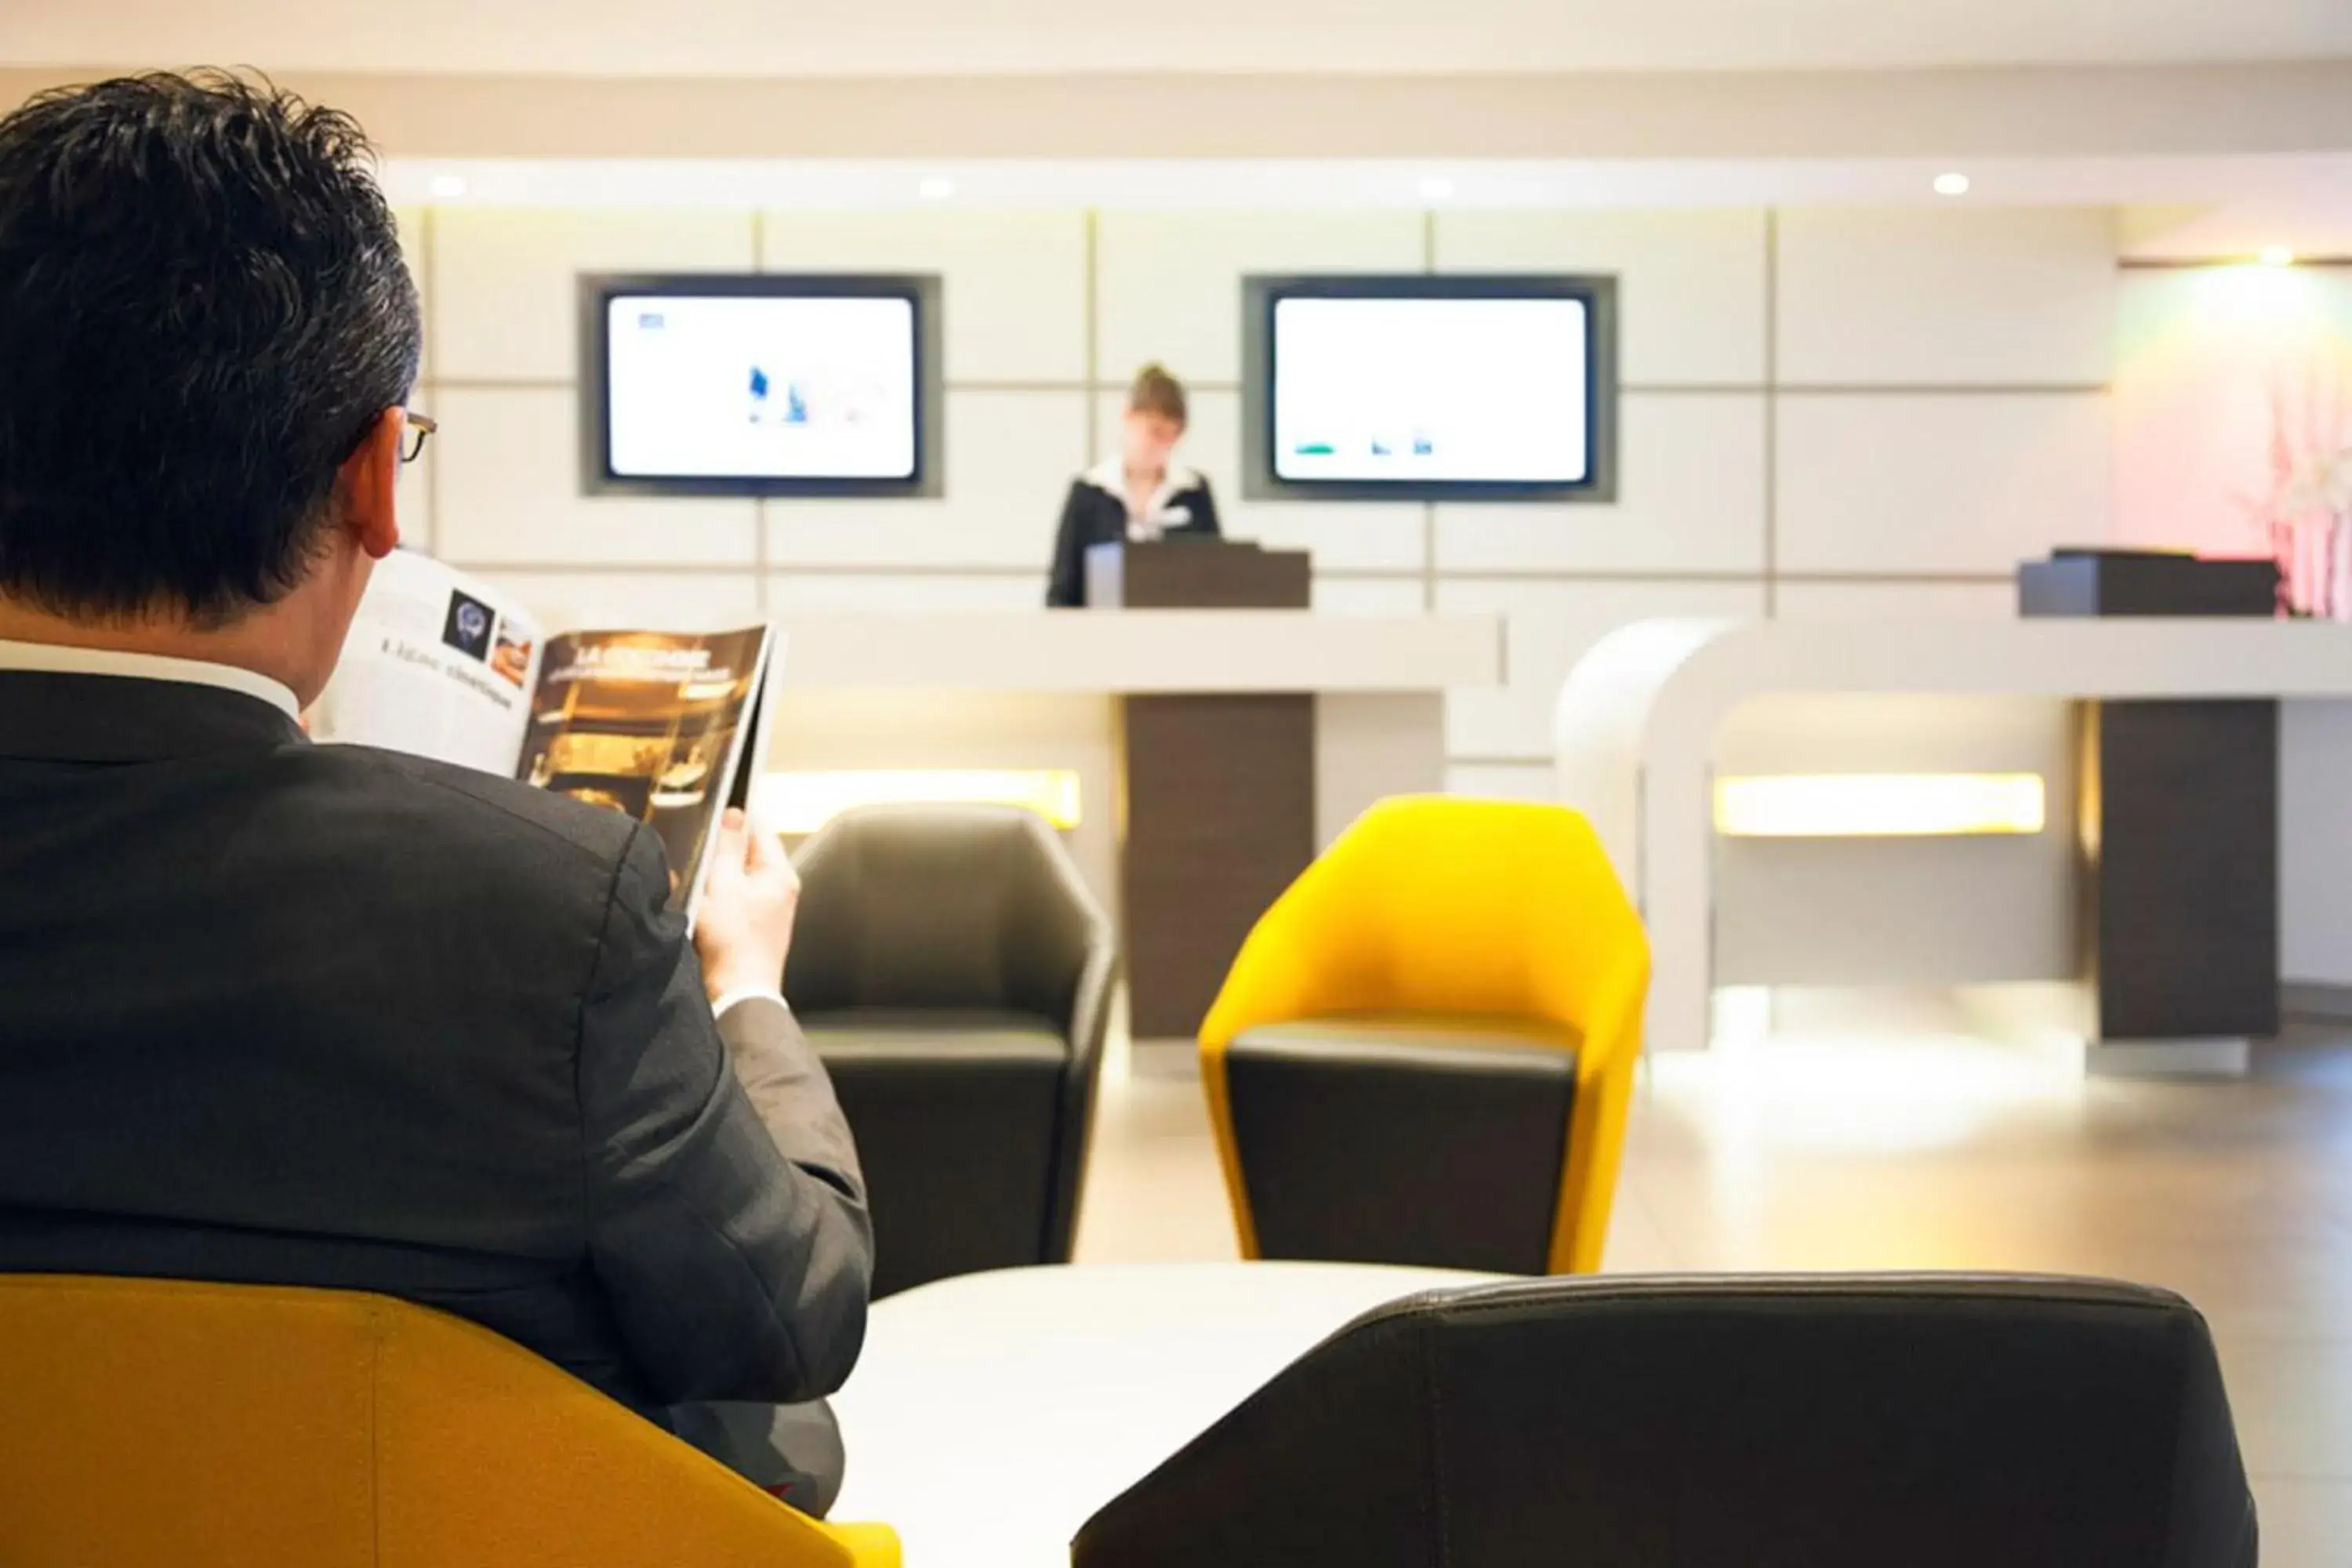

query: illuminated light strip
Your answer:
[1714,774,2046,838]
[753,769,1083,835]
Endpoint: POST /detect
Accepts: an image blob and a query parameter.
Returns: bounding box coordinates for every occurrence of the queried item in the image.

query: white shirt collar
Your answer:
[0,638,302,721]
[1082,457,1202,499]
[1081,459,1203,542]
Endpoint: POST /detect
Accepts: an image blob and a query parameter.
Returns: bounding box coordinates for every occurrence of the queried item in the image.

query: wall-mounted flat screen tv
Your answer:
[1243,274,1617,503]
[581,273,942,498]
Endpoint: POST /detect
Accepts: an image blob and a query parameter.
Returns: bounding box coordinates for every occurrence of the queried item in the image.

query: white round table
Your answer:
[829,1261,1498,1567]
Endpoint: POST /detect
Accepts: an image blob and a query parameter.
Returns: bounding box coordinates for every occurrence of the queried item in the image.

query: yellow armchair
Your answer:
[0,1272,898,1568]
[1200,796,1650,1274]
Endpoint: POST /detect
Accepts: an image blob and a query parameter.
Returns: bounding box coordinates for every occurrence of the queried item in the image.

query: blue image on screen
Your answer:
[637,311,666,330]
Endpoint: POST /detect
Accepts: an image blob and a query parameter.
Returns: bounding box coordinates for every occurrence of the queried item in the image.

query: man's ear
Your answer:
[336,406,407,561]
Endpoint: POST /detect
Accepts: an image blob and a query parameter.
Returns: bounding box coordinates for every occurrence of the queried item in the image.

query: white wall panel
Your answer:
[394,206,431,383]
[1437,577,1765,759]
[1776,393,2111,575]
[770,390,1087,568]
[1773,579,2018,619]
[1776,207,2118,387]
[764,573,1042,613]
[1434,392,1766,574]
[433,388,757,566]
[1092,390,1426,571]
[430,208,755,382]
[394,440,434,555]
[1094,211,1425,385]
[1229,501,1430,575]
[2283,701,2352,985]
[473,570,761,633]
[397,200,2128,755]
[1315,577,1427,616]
[1445,762,1559,802]
[759,209,1087,383]
[1433,209,1766,385]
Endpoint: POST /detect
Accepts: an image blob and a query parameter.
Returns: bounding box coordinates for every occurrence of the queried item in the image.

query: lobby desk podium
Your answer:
[1087,539,1315,1039]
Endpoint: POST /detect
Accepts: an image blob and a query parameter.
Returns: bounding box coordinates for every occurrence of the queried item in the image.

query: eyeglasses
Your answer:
[401,412,437,465]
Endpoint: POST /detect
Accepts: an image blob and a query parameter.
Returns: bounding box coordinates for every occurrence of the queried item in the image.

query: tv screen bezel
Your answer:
[579,271,945,499]
[1242,273,1619,504]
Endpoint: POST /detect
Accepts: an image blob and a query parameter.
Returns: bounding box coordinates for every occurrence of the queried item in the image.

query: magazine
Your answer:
[311,549,780,925]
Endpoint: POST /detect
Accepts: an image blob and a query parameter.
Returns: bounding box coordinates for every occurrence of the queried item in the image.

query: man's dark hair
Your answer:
[0,71,421,624]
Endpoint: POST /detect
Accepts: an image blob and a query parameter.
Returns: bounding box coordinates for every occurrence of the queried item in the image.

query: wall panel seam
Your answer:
[449,560,768,577]
[1428,568,2016,586]
[427,377,1123,394]
[1423,208,1439,612]
[1774,383,2114,397]
[1762,205,1779,618]
[420,205,441,557]
[750,210,771,614]
[1083,209,1101,466]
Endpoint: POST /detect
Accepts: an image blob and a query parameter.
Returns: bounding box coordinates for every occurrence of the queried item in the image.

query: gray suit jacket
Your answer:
[0,669,871,1419]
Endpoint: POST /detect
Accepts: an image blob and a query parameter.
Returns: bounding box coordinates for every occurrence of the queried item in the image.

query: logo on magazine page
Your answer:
[441,590,495,662]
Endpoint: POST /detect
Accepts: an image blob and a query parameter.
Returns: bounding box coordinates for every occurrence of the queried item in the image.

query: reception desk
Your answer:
[756,611,1504,1036]
[1555,617,2352,1067]
[770,610,1497,695]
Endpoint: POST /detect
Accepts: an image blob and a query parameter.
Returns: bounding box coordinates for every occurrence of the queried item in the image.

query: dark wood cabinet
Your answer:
[2019,550,2281,1043]
[1088,542,1315,1040]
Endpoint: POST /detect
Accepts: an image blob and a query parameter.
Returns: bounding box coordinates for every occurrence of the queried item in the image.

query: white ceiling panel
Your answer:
[9,0,2352,77]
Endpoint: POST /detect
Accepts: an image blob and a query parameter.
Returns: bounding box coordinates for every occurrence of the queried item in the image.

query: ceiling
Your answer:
[364,154,2352,258]
[372,152,2352,209]
[9,0,2352,77]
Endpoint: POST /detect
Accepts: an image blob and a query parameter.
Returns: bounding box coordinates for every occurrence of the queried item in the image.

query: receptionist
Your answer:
[1046,363,1222,607]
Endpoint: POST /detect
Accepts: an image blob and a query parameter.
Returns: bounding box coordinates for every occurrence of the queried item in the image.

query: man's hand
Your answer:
[694,808,800,1007]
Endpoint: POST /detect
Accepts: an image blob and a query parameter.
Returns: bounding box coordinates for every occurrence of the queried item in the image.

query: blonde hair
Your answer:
[1127,363,1188,426]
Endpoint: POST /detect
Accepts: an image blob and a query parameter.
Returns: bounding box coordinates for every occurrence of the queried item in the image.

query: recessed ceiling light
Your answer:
[918,176,955,201]
[426,173,467,198]
[1933,172,1970,197]
[1418,176,1457,201]
[2260,245,2297,267]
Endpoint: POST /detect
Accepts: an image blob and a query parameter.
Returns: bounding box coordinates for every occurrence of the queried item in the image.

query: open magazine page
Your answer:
[520,627,776,920]
[309,549,541,774]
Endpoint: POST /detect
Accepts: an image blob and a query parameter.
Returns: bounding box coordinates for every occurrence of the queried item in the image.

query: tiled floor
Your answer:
[1073,1021,2352,1563]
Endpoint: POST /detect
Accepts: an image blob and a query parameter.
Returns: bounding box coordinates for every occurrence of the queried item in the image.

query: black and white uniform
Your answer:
[1046,458,1223,608]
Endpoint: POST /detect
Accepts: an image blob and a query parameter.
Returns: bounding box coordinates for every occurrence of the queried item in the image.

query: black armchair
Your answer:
[1075,1273,2256,1568]
[786,804,1116,1298]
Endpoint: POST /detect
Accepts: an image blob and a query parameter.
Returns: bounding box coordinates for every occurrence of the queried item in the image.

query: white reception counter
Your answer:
[755,610,1503,968]
[771,610,1500,695]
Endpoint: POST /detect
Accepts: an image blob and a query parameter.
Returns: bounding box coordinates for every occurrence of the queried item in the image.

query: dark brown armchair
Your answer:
[1076,1273,2257,1568]
[786,804,1115,1298]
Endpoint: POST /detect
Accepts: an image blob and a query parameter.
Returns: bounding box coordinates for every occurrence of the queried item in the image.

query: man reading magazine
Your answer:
[310,549,784,930]
[0,73,869,1508]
